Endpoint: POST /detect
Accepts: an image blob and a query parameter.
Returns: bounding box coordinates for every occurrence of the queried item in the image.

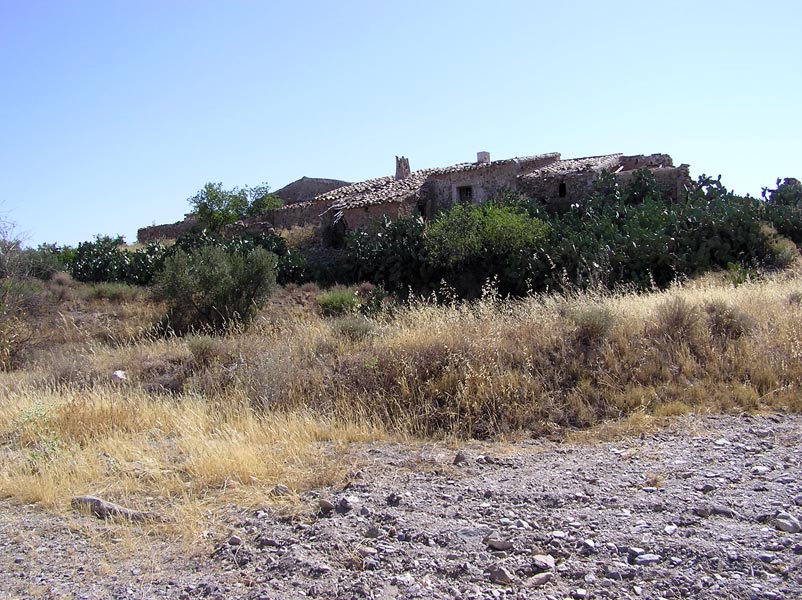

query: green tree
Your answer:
[188,182,283,233]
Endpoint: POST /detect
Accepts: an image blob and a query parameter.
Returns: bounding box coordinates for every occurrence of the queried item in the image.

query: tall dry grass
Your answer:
[1,271,801,537]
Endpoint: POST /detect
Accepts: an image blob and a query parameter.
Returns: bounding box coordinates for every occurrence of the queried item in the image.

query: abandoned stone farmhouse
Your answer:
[137,151,690,243]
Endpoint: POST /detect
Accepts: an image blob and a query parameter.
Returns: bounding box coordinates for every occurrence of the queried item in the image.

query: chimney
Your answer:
[477,151,490,164]
[395,155,411,180]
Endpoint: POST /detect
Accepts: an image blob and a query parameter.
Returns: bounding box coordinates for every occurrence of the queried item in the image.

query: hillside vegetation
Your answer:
[1,270,802,529]
[1,171,802,531]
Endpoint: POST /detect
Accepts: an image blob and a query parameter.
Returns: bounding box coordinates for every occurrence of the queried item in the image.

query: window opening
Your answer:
[558,182,567,198]
[457,186,473,204]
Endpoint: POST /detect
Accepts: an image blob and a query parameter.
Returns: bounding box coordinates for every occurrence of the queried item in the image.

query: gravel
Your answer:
[1,413,801,599]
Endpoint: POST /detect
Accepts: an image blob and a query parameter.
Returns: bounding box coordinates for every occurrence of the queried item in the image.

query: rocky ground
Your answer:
[2,413,801,600]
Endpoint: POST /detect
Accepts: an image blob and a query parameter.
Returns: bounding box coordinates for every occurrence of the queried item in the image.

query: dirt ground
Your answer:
[1,413,801,600]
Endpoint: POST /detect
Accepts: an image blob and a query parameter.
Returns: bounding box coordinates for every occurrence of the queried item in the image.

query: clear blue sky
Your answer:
[1,0,800,247]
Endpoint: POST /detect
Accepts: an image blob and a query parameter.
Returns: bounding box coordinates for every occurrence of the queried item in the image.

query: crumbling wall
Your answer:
[268,199,331,229]
[519,171,601,208]
[339,197,419,230]
[137,216,197,243]
[519,164,692,208]
[619,154,674,171]
[424,155,559,215]
[614,165,691,203]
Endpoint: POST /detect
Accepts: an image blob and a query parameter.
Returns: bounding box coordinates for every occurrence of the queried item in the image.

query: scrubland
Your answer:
[1,269,801,539]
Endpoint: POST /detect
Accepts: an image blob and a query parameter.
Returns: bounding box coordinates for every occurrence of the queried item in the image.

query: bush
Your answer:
[342,216,435,296]
[569,304,615,348]
[69,236,167,286]
[85,282,143,303]
[653,296,701,344]
[69,235,129,283]
[171,230,308,285]
[20,243,72,281]
[317,288,361,316]
[425,203,549,297]
[330,316,373,340]
[0,277,42,370]
[705,299,754,341]
[154,245,277,333]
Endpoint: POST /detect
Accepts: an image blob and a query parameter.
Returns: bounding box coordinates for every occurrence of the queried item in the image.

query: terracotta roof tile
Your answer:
[521,154,623,180]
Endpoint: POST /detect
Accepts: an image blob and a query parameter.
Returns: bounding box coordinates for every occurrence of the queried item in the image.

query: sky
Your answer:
[1,0,800,247]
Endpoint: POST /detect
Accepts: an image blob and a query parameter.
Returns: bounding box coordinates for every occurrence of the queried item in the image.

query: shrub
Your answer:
[425,203,549,297]
[186,334,232,366]
[569,304,615,348]
[0,277,44,370]
[126,242,167,285]
[330,316,373,340]
[342,216,434,295]
[85,282,143,303]
[20,243,72,281]
[317,288,361,316]
[69,235,129,283]
[154,245,277,333]
[705,299,754,341]
[653,296,701,344]
[171,230,307,285]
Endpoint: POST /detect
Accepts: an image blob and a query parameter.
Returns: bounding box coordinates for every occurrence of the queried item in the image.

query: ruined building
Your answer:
[267,151,689,232]
[137,151,690,243]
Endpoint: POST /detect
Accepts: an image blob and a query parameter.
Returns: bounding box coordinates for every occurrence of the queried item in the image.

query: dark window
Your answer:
[457,186,473,204]
[558,182,567,198]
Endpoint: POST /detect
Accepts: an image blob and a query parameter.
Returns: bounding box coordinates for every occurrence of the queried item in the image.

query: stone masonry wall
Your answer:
[137,216,198,243]
[339,197,419,231]
[614,166,691,203]
[519,165,692,209]
[268,199,331,229]
[519,171,600,208]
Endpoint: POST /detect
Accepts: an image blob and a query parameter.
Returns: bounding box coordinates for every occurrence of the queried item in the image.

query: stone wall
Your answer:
[619,154,674,171]
[519,171,600,208]
[422,154,559,216]
[614,165,691,203]
[339,197,419,231]
[137,215,197,243]
[424,163,520,214]
[519,164,692,209]
[268,199,331,229]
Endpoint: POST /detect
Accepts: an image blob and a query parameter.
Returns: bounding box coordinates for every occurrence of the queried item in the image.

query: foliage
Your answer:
[342,216,436,296]
[172,229,308,285]
[69,235,128,283]
[762,178,802,244]
[154,245,277,333]
[525,174,787,290]
[317,288,361,316]
[763,177,802,208]
[188,182,282,233]
[337,170,802,298]
[425,203,550,297]
[19,243,73,281]
[69,236,166,285]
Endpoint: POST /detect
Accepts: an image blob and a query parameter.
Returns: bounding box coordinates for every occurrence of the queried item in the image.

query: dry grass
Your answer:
[0,383,383,540]
[1,270,802,541]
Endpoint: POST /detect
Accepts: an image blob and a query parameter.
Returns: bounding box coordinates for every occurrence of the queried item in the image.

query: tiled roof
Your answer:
[521,154,623,179]
[322,170,437,212]
[319,153,562,212]
[273,152,609,216]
